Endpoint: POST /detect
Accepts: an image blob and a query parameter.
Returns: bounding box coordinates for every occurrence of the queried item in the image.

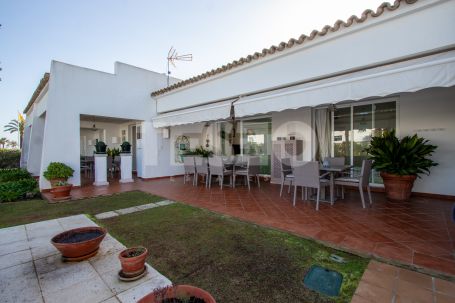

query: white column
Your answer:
[93,154,109,186]
[119,153,133,183]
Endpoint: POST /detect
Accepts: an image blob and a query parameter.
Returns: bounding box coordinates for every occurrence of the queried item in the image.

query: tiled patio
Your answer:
[0,215,171,303]
[45,176,455,278]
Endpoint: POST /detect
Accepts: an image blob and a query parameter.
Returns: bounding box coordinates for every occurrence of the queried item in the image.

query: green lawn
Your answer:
[0,191,162,228]
[99,203,368,303]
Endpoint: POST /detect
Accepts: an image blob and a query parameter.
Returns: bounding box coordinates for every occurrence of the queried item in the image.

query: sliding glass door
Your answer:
[332,100,396,184]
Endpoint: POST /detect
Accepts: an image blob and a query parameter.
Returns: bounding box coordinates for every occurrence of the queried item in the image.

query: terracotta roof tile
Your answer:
[23,73,50,114]
[151,0,418,97]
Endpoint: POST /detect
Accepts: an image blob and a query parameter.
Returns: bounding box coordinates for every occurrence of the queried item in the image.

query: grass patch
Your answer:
[0,191,162,228]
[100,203,368,303]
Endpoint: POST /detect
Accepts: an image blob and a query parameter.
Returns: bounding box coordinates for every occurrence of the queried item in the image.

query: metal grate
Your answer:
[303,265,343,297]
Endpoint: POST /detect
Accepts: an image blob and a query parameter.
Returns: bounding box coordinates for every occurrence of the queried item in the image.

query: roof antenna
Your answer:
[167,46,192,86]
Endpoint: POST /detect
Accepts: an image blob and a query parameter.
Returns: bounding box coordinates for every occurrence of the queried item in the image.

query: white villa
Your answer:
[22,0,455,197]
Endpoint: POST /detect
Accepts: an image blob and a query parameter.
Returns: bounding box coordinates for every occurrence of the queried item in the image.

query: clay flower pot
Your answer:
[138,285,216,303]
[381,172,417,201]
[51,227,107,259]
[118,246,148,276]
[50,184,73,201]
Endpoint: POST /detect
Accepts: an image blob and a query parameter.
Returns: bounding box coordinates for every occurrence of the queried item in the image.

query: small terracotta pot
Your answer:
[138,285,216,303]
[118,246,148,275]
[50,178,67,188]
[50,184,72,200]
[381,172,417,201]
[51,226,107,258]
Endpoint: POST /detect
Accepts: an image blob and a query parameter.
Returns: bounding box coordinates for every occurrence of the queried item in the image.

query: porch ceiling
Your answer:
[80,114,139,124]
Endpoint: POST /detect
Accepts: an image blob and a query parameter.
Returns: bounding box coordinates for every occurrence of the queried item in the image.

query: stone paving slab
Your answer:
[94,200,176,220]
[0,215,172,303]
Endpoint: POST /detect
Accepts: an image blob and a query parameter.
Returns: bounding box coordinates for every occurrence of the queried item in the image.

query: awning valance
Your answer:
[152,100,232,128]
[234,51,455,117]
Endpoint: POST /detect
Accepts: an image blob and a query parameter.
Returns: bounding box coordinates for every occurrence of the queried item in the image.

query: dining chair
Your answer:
[292,161,330,210]
[183,156,196,186]
[280,158,294,197]
[233,156,260,190]
[107,156,114,178]
[208,156,233,189]
[334,159,373,208]
[195,156,209,187]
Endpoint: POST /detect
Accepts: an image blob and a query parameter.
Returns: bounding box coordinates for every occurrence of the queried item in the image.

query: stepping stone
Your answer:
[95,211,119,220]
[136,203,159,210]
[155,200,175,206]
[115,207,140,215]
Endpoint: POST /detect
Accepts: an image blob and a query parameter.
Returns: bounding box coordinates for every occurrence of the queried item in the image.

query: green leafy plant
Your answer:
[364,129,438,177]
[43,162,74,180]
[0,179,38,202]
[54,180,70,187]
[0,149,21,169]
[120,141,131,153]
[0,168,32,183]
[95,141,107,153]
[107,147,121,157]
[183,146,214,158]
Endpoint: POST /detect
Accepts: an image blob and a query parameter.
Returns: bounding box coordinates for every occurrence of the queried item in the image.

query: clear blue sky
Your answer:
[0,0,383,142]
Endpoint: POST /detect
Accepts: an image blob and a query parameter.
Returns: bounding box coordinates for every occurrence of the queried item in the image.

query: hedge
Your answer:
[0,149,21,169]
[0,168,39,202]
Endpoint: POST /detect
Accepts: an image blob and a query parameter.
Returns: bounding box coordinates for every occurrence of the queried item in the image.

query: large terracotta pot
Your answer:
[50,177,67,188]
[51,226,107,258]
[50,184,72,200]
[118,246,148,276]
[380,172,417,201]
[138,285,216,303]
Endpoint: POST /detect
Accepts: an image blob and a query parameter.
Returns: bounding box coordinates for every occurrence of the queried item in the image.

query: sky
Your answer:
[0,0,384,143]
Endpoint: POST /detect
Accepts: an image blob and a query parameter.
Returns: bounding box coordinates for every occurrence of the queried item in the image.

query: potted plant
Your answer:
[364,129,437,201]
[138,285,216,303]
[121,141,131,153]
[95,140,107,154]
[184,146,214,158]
[49,180,73,201]
[43,162,75,187]
[118,246,148,276]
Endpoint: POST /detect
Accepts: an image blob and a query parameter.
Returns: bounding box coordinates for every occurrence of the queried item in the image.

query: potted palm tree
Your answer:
[364,129,437,201]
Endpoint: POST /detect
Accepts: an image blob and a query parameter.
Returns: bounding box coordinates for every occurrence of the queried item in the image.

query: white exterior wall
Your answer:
[156,0,455,112]
[24,61,173,189]
[398,86,455,196]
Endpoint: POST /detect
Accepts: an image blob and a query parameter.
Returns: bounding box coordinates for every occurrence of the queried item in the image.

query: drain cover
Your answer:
[303,265,343,297]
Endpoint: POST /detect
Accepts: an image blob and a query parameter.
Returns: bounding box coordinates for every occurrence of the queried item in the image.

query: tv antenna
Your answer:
[167,46,192,86]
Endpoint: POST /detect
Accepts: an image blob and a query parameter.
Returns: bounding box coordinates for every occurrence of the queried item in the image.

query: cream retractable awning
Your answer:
[152,51,455,127]
[234,51,455,117]
[152,100,232,128]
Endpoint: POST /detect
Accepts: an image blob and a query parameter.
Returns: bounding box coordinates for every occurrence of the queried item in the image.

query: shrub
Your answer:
[0,179,39,202]
[364,129,438,177]
[184,146,214,157]
[0,149,21,169]
[43,162,74,180]
[0,168,32,183]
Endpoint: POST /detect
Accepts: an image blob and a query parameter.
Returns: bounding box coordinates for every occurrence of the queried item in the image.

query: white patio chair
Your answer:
[183,156,196,186]
[334,159,373,208]
[208,156,233,189]
[280,158,294,197]
[233,156,260,190]
[195,156,209,187]
[292,161,330,210]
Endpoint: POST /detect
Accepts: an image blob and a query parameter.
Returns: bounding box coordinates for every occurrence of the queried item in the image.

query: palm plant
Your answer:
[364,129,438,177]
[7,141,18,149]
[4,113,25,148]
[0,137,7,149]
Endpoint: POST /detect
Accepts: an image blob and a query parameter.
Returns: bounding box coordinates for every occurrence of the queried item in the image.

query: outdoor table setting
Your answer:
[319,164,353,204]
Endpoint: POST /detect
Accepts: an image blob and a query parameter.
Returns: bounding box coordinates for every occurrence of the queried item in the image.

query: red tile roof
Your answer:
[23,73,50,114]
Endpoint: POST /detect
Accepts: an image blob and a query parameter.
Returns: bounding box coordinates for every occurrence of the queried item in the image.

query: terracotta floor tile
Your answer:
[367,260,399,277]
[435,293,455,303]
[361,268,397,290]
[434,278,455,297]
[398,268,433,290]
[395,279,434,302]
[354,281,394,303]
[373,243,414,264]
[413,253,455,276]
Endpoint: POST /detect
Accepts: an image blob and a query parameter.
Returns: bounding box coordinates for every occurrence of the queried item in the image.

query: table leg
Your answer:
[330,172,334,205]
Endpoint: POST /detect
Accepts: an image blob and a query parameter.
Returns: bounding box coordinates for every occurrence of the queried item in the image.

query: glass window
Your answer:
[333,107,351,160]
[242,118,272,174]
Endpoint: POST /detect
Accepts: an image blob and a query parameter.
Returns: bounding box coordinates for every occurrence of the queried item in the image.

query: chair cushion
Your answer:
[335,177,359,183]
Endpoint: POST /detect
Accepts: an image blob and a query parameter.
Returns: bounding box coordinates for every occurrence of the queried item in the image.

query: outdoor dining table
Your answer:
[319,164,353,204]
